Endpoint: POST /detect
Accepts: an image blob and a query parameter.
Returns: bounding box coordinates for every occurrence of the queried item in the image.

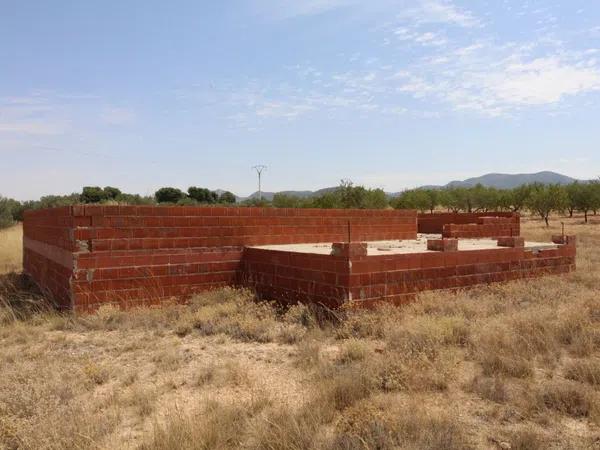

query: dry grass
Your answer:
[2,214,600,448]
[0,224,22,274]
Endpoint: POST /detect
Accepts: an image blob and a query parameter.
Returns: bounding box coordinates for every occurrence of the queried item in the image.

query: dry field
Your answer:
[2,216,600,449]
[0,224,22,275]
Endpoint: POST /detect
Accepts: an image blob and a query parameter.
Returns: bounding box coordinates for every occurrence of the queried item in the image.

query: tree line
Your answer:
[0,185,236,229]
[1,180,599,229]
[393,181,600,226]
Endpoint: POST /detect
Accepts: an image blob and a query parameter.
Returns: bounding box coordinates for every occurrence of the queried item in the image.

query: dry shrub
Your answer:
[194,360,251,388]
[0,355,120,449]
[284,303,320,329]
[316,363,375,414]
[335,305,399,339]
[152,348,184,372]
[372,355,451,393]
[537,379,598,418]
[0,273,49,324]
[371,359,408,392]
[82,361,110,386]
[190,289,280,342]
[294,339,322,369]
[54,288,298,345]
[472,298,600,380]
[331,398,471,450]
[472,319,539,378]
[277,324,306,344]
[478,352,533,379]
[564,359,600,386]
[553,309,598,357]
[385,315,469,357]
[246,407,322,450]
[125,384,157,418]
[409,289,489,320]
[173,320,192,337]
[142,396,270,450]
[143,401,245,450]
[468,375,509,403]
[509,427,547,450]
[337,339,368,364]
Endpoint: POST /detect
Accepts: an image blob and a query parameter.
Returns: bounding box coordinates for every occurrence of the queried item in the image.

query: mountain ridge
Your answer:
[231,171,585,201]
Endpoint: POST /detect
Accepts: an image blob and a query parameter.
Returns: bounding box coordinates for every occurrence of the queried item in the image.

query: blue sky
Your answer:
[1,0,600,200]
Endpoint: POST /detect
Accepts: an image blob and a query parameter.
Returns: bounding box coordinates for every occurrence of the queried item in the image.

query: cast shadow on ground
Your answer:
[0,272,52,320]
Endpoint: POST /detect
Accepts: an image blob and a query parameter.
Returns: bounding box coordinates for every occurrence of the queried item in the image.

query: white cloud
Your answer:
[483,57,600,105]
[399,0,480,28]
[394,28,448,46]
[180,1,600,123]
[253,0,479,26]
[388,34,600,116]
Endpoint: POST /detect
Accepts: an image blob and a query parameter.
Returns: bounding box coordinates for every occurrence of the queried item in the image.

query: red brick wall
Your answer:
[23,206,417,311]
[442,221,519,238]
[24,206,571,311]
[241,240,575,308]
[23,247,73,309]
[23,207,76,309]
[241,248,348,308]
[418,212,519,234]
[348,241,575,307]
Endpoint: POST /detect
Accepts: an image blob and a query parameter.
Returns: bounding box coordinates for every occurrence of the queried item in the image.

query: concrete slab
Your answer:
[249,233,558,256]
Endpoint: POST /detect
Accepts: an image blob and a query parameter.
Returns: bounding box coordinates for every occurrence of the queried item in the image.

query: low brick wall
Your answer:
[241,248,349,308]
[347,241,575,307]
[23,206,417,311]
[242,239,575,308]
[418,212,519,235]
[23,207,78,308]
[442,221,519,239]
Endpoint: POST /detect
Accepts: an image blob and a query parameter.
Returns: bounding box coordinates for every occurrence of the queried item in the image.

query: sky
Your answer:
[1,0,600,200]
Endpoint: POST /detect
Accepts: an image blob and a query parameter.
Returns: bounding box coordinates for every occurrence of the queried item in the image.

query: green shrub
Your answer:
[155,187,185,203]
[188,187,218,203]
[0,196,14,228]
[80,186,108,203]
[218,191,236,204]
[103,186,122,200]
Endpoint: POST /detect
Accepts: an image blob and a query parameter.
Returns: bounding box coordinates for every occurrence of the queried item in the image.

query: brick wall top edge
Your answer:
[60,205,418,218]
[23,206,73,219]
[418,212,518,218]
[352,246,521,261]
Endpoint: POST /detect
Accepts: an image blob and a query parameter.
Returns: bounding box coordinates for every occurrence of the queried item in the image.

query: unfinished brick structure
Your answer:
[23,206,575,311]
[23,206,416,310]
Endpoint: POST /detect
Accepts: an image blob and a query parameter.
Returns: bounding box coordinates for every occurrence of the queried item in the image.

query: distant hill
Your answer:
[239,187,337,202]
[443,171,578,189]
[227,171,583,201]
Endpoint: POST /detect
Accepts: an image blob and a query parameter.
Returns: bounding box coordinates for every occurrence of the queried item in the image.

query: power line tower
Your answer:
[252,165,267,201]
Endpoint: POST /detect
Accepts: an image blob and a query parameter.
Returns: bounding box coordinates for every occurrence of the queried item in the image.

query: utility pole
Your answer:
[252,165,267,201]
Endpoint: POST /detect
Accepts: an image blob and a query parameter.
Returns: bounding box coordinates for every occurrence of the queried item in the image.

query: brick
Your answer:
[427,238,458,252]
[497,236,525,247]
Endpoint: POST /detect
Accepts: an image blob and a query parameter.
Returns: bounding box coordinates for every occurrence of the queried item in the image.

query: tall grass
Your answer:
[0,224,22,274]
